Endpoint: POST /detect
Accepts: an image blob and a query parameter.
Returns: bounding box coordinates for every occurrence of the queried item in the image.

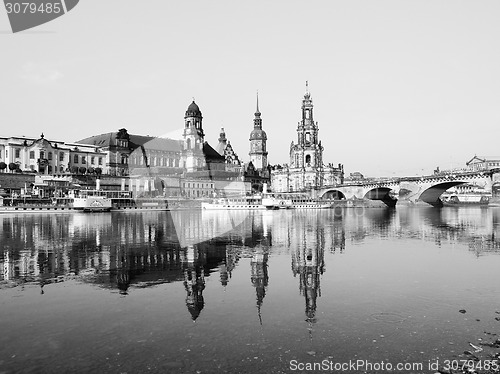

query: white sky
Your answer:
[1,0,499,177]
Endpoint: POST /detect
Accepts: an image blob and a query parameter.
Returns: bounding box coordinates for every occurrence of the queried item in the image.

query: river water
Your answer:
[1,207,500,373]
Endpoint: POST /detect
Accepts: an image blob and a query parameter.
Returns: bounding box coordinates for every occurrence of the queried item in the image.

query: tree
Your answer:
[78,167,87,175]
[8,163,18,172]
[95,167,102,176]
[0,162,6,172]
[70,166,78,174]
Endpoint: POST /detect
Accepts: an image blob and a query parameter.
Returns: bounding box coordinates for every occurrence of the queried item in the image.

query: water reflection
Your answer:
[250,247,269,325]
[1,207,500,302]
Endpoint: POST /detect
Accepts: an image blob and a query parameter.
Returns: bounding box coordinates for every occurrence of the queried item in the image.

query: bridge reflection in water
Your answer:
[1,207,500,372]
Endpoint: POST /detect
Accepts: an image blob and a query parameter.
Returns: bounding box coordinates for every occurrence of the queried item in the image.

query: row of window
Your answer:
[185,190,210,198]
[130,156,180,167]
[183,182,214,189]
[7,149,104,166]
[74,155,103,165]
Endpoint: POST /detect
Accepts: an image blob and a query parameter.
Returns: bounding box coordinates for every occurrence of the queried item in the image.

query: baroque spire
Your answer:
[255,90,261,118]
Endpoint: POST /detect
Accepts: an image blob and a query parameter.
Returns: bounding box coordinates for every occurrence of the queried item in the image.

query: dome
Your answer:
[185,101,202,118]
[250,128,267,140]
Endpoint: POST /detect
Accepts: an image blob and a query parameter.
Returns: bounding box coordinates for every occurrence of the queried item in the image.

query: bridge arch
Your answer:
[419,181,467,206]
[321,189,346,200]
[363,187,397,207]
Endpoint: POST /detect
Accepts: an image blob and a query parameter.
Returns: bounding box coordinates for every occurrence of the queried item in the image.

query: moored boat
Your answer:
[263,193,332,209]
[441,193,491,206]
[201,195,266,210]
[72,191,112,212]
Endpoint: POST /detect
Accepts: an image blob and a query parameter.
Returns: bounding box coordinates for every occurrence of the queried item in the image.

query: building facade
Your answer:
[270,84,343,193]
[466,156,500,172]
[0,133,105,175]
[1,98,273,197]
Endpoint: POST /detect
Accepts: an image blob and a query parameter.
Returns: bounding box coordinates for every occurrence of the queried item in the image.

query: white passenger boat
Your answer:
[261,196,292,209]
[440,192,491,206]
[263,193,332,209]
[201,192,333,211]
[201,195,266,210]
[71,190,112,212]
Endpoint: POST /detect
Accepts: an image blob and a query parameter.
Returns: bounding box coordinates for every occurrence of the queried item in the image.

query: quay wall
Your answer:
[0,173,36,190]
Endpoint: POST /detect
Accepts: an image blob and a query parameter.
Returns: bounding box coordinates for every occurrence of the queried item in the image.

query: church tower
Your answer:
[183,100,206,172]
[290,82,323,169]
[249,93,268,171]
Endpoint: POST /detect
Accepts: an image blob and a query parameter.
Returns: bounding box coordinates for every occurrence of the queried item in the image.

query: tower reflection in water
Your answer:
[183,246,206,321]
[287,211,329,345]
[251,247,269,325]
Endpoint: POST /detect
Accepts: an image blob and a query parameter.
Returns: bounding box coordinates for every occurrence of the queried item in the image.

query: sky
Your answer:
[1,0,499,177]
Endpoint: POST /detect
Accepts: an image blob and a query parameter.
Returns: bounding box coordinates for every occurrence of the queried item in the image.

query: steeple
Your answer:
[249,91,268,171]
[255,91,261,117]
[216,127,227,156]
[254,91,262,128]
[290,83,323,170]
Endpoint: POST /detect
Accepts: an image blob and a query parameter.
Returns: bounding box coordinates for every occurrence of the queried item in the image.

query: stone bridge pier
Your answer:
[311,170,498,207]
[314,182,400,207]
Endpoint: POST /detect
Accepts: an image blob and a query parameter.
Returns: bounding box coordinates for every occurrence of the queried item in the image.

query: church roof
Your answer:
[203,142,225,161]
[250,128,267,140]
[77,132,182,152]
[185,101,202,118]
[132,136,182,152]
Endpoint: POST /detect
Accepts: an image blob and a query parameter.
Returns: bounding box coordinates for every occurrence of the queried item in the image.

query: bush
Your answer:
[8,163,18,172]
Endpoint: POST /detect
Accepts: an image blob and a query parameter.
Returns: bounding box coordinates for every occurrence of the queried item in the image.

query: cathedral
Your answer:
[270,84,344,192]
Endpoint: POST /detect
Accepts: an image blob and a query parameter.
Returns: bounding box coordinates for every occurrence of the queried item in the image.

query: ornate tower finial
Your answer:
[255,90,261,117]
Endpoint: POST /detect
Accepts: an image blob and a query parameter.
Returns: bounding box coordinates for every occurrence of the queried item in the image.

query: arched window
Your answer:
[305,155,311,165]
[187,138,191,150]
[305,133,311,142]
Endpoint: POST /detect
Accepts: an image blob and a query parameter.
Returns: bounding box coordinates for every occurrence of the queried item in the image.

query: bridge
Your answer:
[310,170,499,207]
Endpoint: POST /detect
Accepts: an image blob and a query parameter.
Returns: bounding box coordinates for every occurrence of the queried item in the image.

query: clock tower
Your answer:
[248,93,268,171]
[183,100,206,172]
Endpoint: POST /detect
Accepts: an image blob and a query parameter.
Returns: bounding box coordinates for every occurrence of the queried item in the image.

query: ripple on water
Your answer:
[370,312,408,323]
